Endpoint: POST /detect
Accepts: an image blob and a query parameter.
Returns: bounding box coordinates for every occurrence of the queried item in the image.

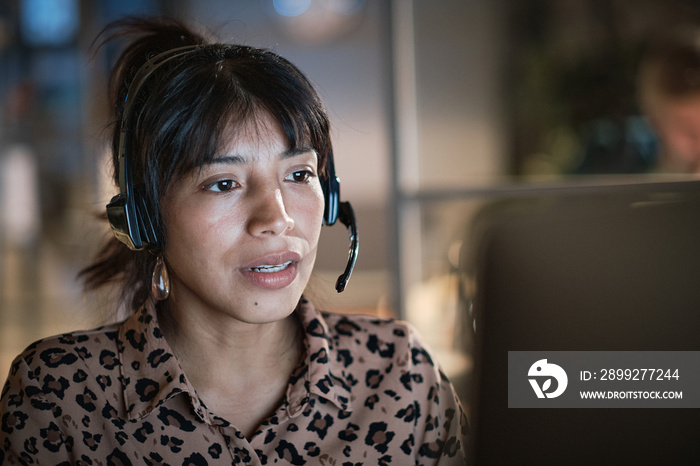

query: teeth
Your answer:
[250,261,293,273]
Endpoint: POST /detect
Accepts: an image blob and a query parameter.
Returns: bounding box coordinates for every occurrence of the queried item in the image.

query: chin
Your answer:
[241,289,304,324]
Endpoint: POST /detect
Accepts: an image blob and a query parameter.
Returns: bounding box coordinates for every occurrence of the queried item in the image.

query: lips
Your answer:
[240,251,302,290]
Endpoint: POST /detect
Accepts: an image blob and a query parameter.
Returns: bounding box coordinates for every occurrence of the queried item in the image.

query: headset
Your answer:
[106,46,358,292]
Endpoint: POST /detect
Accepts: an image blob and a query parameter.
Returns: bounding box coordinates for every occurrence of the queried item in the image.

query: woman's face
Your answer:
[161,113,325,326]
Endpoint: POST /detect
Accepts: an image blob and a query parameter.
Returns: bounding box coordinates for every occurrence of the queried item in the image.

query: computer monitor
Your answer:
[463,178,700,465]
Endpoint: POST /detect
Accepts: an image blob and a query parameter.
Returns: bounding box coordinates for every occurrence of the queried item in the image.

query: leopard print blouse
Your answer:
[1,298,468,465]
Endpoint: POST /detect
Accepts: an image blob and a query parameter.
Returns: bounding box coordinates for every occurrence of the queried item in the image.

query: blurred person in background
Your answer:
[0,16,467,464]
[638,26,700,174]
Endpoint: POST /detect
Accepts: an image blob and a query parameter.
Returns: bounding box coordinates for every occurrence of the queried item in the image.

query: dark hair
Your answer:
[638,26,700,111]
[80,16,332,313]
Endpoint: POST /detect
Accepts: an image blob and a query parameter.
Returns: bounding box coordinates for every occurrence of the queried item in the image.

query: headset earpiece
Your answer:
[134,186,160,247]
[322,150,340,226]
[107,46,199,251]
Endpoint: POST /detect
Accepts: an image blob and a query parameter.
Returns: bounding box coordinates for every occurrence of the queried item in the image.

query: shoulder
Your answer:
[320,311,441,379]
[16,323,120,367]
[0,324,125,462]
[2,323,123,399]
[317,312,469,461]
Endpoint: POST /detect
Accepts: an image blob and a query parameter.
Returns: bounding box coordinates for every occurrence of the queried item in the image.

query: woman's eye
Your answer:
[205,179,236,192]
[286,170,315,183]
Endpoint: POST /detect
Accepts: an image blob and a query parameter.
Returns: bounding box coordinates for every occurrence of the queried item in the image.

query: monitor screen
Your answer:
[462,179,700,465]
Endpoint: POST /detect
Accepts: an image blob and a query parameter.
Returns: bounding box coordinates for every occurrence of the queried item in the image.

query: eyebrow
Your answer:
[283,146,316,159]
[206,147,316,166]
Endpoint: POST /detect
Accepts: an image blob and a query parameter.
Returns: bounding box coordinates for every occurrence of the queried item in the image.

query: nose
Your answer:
[247,185,295,237]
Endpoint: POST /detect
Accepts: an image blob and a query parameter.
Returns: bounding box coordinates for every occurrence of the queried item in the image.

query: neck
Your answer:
[156,300,303,387]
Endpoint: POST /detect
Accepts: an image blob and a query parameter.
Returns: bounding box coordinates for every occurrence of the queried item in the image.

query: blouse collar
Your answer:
[118,298,352,424]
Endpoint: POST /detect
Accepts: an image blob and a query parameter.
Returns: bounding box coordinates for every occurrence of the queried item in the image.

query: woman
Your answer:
[0,17,467,464]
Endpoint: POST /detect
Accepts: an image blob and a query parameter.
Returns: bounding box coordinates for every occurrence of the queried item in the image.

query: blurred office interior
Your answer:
[2,0,700,391]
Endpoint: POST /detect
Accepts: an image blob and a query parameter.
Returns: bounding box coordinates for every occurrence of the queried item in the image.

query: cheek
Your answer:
[292,188,325,238]
[163,198,239,258]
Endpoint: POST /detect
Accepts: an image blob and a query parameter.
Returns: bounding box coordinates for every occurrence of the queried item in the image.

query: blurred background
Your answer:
[2,0,700,390]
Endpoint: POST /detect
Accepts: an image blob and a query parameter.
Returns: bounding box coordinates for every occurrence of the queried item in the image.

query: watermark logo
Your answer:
[528,359,568,398]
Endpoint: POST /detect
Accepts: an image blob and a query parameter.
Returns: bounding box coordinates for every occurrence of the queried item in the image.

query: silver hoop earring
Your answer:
[151,256,170,300]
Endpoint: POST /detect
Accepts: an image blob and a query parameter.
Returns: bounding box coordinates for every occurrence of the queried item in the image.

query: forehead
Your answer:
[219,112,289,154]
